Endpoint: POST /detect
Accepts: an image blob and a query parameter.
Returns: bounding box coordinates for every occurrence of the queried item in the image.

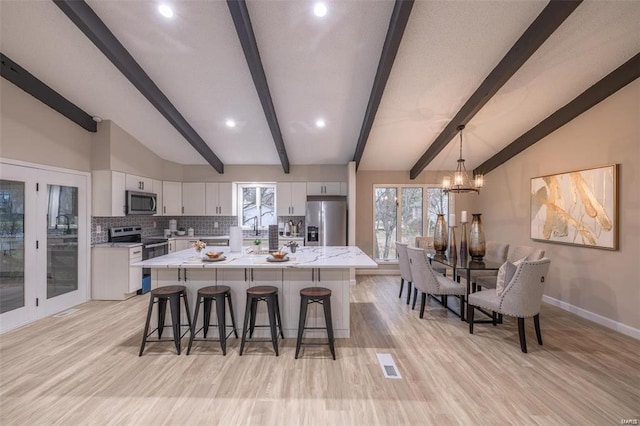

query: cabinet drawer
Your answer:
[129,247,143,259]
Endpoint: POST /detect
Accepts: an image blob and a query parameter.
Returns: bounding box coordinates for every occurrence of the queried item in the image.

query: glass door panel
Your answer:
[46,184,78,299]
[374,187,397,261]
[0,179,25,314]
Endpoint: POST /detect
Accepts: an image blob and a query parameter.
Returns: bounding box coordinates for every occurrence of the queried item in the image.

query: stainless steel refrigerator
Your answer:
[305,196,347,246]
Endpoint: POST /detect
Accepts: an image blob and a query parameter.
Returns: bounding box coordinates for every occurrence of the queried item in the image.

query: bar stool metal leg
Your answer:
[266,294,279,356]
[239,296,253,356]
[295,295,309,359]
[322,296,336,360]
[139,294,155,356]
[215,294,227,355]
[227,293,239,338]
[274,293,284,339]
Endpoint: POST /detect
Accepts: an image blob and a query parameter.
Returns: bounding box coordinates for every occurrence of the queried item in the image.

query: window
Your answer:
[373,185,450,261]
[238,184,276,229]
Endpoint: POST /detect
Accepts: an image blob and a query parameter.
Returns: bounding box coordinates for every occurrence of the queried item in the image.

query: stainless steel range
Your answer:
[108,226,168,282]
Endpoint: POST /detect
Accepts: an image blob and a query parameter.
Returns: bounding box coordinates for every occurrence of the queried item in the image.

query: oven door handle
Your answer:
[145,242,168,249]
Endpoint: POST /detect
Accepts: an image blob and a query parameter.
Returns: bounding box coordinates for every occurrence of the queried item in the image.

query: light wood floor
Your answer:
[1,275,638,425]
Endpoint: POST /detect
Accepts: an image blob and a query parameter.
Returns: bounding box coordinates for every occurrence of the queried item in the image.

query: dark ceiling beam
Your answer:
[475,52,640,176]
[1,53,97,132]
[409,0,582,179]
[53,0,224,173]
[353,0,414,169]
[227,0,290,174]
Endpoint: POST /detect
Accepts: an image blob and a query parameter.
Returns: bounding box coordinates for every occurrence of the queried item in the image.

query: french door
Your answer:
[0,162,88,333]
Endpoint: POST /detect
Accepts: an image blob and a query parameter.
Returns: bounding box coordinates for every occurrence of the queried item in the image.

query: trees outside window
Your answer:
[374,185,449,261]
[239,184,275,229]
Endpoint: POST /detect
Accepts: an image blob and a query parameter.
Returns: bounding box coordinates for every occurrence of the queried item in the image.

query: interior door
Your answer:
[0,163,88,332]
[0,164,37,332]
[37,169,88,317]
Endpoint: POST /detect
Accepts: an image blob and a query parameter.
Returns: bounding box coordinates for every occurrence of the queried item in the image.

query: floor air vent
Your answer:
[376,353,402,379]
[53,308,80,318]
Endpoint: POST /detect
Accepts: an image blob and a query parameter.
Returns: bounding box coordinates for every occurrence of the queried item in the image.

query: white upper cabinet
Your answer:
[162,181,182,216]
[307,182,346,196]
[92,170,126,217]
[125,174,152,192]
[205,182,233,216]
[277,182,306,216]
[182,183,206,216]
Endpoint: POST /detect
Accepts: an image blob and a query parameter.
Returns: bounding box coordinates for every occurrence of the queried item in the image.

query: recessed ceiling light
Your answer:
[158,4,174,18]
[92,116,102,123]
[225,119,236,128]
[314,2,327,18]
[315,119,326,128]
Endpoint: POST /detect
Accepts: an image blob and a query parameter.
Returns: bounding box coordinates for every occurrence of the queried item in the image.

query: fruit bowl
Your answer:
[270,251,287,260]
[205,251,223,259]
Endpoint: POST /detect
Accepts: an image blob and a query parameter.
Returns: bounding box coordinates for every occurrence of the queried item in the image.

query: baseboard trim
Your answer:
[542,295,639,340]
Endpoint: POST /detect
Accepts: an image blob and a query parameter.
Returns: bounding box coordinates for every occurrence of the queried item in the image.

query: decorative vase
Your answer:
[468,214,486,261]
[459,222,468,261]
[433,214,448,255]
[448,226,457,260]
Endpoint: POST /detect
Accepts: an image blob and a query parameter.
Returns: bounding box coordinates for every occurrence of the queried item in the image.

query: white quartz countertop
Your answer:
[169,235,229,240]
[93,242,143,248]
[132,246,377,269]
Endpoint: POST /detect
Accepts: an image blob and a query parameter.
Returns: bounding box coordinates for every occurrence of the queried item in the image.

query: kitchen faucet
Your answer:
[253,216,259,236]
[55,214,71,234]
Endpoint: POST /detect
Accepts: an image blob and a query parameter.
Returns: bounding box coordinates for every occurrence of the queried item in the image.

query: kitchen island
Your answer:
[133,246,377,338]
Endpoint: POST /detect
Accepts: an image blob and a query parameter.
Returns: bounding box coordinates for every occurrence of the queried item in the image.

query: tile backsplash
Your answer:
[91,215,305,244]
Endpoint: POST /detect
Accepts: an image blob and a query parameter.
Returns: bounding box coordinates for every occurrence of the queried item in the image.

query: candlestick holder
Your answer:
[448,226,457,260]
[459,222,468,261]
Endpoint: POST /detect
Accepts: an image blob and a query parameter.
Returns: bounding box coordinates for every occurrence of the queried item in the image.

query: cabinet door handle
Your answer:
[163,206,166,214]
[132,250,141,255]
[182,206,184,214]
[184,268,187,281]
[251,269,254,282]
[178,269,181,281]
[312,268,315,281]
[318,269,321,282]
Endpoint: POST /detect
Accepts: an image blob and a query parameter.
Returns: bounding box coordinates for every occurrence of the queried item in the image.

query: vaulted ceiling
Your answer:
[1,1,639,177]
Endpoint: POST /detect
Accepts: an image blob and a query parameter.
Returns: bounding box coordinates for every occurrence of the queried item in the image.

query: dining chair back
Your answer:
[396,242,413,304]
[468,258,551,353]
[407,246,466,320]
[507,245,545,262]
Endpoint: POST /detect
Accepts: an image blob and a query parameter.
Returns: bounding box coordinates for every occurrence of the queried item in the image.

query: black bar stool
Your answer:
[139,285,192,356]
[239,286,284,356]
[187,285,238,355]
[295,287,336,360]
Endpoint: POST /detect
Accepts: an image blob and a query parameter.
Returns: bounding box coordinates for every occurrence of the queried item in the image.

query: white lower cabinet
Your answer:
[92,245,143,300]
[149,267,349,339]
[283,268,347,336]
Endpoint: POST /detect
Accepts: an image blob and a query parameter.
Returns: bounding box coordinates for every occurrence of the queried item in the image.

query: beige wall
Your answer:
[0,79,92,171]
[472,79,640,330]
[355,170,475,257]
[107,121,182,181]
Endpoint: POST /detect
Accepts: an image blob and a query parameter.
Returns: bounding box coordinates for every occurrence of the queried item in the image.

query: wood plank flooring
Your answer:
[1,275,639,425]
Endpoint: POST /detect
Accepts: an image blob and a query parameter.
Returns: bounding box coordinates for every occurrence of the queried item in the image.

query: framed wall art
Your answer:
[530,164,618,250]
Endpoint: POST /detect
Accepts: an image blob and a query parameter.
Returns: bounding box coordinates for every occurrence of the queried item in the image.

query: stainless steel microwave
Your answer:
[126,190,157,215]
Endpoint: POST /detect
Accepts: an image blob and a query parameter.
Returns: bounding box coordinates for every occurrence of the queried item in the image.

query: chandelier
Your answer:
[442,125,484,194]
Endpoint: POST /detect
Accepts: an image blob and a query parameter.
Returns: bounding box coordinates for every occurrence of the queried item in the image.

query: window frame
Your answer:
[237,183,277,230]
[372,183,454,262]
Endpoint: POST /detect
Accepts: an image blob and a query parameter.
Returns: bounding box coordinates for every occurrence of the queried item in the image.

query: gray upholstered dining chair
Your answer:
[468,258,551,353]
[470,240,509,291]
[475,245,545,290]
[396,242,413,305]
[406,246,466,320]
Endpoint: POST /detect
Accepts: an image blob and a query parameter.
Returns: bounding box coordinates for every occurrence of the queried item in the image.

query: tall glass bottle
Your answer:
[433,214,448,255]
[468,213,486,261]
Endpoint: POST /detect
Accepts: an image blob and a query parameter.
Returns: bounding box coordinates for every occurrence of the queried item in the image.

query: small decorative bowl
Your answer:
[270,251,287,260]
[205,251,223,259]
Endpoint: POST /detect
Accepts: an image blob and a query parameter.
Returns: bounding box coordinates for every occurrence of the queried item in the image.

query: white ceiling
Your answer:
[1,0,639,175]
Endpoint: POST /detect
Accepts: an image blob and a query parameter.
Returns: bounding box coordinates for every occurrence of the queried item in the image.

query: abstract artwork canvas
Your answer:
[530,164,618,250]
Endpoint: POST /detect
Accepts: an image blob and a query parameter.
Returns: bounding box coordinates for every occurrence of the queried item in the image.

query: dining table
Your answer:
[426,252,503,322]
